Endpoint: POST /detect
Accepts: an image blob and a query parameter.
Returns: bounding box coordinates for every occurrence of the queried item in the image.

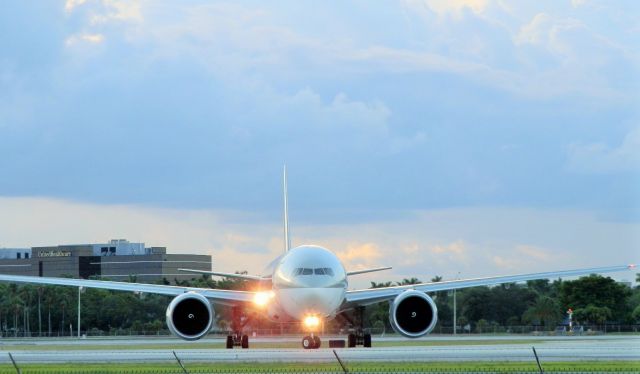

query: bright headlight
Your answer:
[253,291,274,307]
[303,315,320,329]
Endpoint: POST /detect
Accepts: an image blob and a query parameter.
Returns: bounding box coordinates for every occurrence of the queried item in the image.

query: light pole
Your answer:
[77,286,83,338]
[453,271,460,336]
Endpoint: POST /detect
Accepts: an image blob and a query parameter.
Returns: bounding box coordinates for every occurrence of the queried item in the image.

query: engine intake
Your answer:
[166,292,214,341]
[389,290,438,338]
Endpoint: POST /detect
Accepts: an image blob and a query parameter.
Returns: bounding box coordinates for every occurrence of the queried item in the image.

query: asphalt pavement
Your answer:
[0,335,637,364]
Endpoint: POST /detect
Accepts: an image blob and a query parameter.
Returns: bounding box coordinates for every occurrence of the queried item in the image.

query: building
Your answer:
[0,239,211,284]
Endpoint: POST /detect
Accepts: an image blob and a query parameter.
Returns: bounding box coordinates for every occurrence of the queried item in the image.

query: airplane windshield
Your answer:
[292,267,334,277]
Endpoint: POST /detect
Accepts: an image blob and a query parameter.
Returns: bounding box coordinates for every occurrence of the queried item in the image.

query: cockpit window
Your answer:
[293,267,335,277]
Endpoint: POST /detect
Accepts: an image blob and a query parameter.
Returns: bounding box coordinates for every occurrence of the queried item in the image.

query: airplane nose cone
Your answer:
[295,288,328,311]
[278,288,344,320]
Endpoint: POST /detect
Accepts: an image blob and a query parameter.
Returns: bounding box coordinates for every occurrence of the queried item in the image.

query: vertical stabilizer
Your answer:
[283,165,291,252]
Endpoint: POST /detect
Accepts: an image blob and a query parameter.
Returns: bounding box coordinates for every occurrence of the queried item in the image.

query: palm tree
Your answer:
[5,284,23,337]
[60,300,66,336]
[18,285,33,337]
[41,286,57,336]
[370,281,393,288]
[38,287,43,337]
[523,296,561,328]
[397,277,421,286]
[13,301,22,337]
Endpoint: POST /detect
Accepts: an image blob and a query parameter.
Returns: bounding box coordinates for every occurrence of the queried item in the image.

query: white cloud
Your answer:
[0,198,635,288]
[516,245,554,262]
[56,1,637,100]
[98,0,143,23]
[430,240,468,262]
[282,89,391,135]
[65,0,142,23]
[345,46,484,75]
[399,1,636,99]
[0,196,283,275]
[571,0,587,8]
[514,13,553,46]
[567,127,640,174]
[65,0,87,13]
[65,33,105,46]
[404,0,490,20]
[492,255,516,270]
[335,242,384,271]
[492,245,560,270]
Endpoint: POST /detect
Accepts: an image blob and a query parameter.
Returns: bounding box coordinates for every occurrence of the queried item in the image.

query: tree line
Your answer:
[367,274,639,333]
[0,273,637,337]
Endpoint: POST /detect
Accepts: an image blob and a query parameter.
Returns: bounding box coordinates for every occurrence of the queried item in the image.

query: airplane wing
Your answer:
[178,268,269,281]
[347,266,392,276]
[343,264,635,307]
[0,274,255,306]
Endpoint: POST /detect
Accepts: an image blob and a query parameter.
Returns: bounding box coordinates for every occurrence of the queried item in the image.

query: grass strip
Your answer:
[0,361,636,373]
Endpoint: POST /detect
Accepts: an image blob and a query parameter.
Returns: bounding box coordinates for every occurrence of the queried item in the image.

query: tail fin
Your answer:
[283,165,291,252]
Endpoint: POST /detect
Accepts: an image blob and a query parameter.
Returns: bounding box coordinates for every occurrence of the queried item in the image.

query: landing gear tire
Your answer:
[343,307,371,348]
[347,333,356,348]
[226,335,233,349]
[226,306,253,349]
[363,333,372,348]
[302,335,314,349]
[313,336,321,349]
[241,334,249,349]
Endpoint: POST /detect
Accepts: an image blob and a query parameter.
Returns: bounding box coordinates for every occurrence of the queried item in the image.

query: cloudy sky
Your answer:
[0,0,638,287]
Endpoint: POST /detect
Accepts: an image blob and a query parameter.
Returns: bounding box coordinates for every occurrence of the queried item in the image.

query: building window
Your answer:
[25,253,29,259]
[17,253,21,259]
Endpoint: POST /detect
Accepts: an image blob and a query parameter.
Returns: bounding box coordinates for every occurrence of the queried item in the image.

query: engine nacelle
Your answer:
[166,292,214,341]
[389,290,438,338]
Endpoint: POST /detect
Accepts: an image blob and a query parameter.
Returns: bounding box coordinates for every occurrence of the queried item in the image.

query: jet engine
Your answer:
[389,290,438,338]
[166,292,214,341]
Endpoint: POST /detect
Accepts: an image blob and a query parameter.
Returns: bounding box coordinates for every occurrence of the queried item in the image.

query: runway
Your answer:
[0,335,638,364]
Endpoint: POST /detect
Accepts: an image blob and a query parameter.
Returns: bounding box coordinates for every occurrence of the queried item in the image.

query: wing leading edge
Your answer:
[0,274,255,306]
[344,264,635,307]
[178,268,269,281]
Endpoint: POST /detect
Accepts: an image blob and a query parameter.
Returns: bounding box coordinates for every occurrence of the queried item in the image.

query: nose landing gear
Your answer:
[302,334,321,349]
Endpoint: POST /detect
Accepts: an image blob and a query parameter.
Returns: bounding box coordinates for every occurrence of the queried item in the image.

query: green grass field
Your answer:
[0,361,637,373]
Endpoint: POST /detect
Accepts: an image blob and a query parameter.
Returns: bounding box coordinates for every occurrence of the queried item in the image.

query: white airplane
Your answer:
[0,168,634,349]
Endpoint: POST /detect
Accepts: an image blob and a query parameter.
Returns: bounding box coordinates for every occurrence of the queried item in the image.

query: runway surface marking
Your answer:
[0,336,637,363]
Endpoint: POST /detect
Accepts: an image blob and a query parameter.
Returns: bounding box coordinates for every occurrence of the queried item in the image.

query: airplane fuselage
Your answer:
[269,245,347,324]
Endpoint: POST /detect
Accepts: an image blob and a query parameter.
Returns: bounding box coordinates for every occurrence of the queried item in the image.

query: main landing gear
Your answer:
[226,307,251,349]
[342,306,372,348]
[226,333,249,349]
[302,334,321,349]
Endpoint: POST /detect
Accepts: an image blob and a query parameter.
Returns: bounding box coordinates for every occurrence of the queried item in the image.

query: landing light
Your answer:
[253,291,274,307]
[303,315,320,329]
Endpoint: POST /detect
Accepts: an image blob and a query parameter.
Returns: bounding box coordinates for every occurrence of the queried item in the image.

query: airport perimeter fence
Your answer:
[1,369,639,374]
